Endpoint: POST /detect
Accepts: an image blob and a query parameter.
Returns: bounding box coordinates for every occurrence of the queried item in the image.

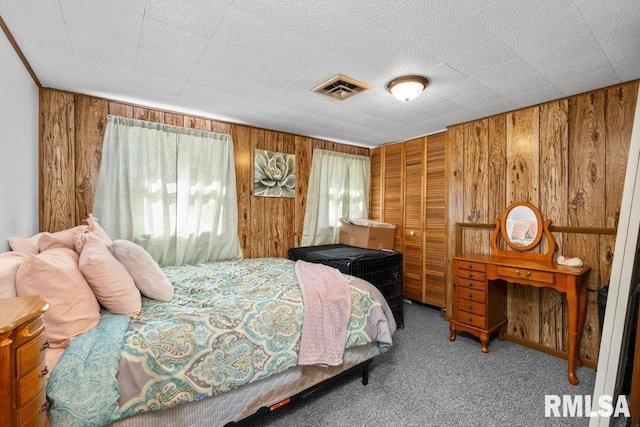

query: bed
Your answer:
[41,256,397,426]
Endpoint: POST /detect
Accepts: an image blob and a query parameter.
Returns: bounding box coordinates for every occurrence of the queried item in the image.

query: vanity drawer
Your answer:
[16,332,48,378]
[497,266,554,284]
[458,312,486,329]
[458,287,486,304]
[17,387,48,427]
[13,316,45,348]
[457,269,486,282]
[15,357,47,407]
[457,299,486,317]
[456,277,487,292]
[457,261,486,272]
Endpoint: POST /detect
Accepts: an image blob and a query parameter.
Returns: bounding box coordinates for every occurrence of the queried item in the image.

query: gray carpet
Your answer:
[244,301,608,427]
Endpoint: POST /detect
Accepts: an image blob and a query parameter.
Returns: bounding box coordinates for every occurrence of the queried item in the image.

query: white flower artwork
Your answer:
[254,149,296,198]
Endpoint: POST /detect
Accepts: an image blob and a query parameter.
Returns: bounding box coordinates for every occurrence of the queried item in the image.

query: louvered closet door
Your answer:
[403,138,425,302]
[369,148,382,221]
[424,132,447,307]
[382,143,404,253]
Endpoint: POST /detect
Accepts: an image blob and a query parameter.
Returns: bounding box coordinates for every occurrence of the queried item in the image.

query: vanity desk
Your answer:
[448,202,591,385]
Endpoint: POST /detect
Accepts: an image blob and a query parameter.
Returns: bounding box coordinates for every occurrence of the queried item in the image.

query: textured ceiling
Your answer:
[1,0,639,147]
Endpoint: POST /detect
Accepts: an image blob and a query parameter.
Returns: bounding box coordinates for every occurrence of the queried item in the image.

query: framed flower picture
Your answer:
[254,149,296,198]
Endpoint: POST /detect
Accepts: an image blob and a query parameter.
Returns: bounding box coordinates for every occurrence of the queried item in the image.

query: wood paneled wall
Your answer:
[39,88,368,259]
[446,81,639,365]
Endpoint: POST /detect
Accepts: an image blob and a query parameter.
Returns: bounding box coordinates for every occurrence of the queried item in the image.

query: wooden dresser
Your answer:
[449,202,591,385]
[0,296,50,426]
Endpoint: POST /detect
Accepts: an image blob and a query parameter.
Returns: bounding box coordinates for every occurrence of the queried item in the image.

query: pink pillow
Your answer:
[110,239,174,302]
[510,220,531,240]
[15,248,100,349]
[38,225,88,252]
[0,252,28,298]
[85,214,112,245]
[79,236,141,317]
[9,233,42,255]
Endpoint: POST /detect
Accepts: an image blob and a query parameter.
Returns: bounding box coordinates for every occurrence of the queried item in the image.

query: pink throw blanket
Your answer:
[294,260,351,366]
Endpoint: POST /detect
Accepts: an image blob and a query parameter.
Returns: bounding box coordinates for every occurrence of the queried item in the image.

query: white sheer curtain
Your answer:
[301,149,370,246]
[93,115,242,266]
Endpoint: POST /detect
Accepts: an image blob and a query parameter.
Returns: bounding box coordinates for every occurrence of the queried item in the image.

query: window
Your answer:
[93,115,242,266]
[301,149,370,246]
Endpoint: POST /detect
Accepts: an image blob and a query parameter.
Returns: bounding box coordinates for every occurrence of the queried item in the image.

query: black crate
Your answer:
[288,244,404,328]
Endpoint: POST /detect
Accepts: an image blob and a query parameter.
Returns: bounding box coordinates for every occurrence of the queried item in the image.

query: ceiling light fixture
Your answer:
[386,75,429,101]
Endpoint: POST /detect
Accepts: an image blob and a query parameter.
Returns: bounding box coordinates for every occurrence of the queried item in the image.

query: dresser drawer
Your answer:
[455,277,487,292]
[15,357,47,407]
[13,316,45,348]
[457,269,486,281]
[457,299,487,317]
[497,266,554,284]
[457,311,486,329]
[16,332,48,378]
[17,387,48,427]
[456,261,486,272]
[458,287,486,304]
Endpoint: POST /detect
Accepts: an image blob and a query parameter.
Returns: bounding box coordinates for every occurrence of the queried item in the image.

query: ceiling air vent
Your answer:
[312,74,371,100]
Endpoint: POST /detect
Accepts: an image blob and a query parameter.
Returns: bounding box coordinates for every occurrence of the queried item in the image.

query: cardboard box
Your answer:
[339,222,395,250]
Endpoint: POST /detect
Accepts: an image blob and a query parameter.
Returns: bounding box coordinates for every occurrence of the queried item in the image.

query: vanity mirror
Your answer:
[490,201,555,261]
[501,202,543,250]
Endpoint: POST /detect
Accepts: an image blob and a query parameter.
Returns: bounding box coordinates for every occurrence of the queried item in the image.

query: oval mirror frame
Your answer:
[500,202,543,251]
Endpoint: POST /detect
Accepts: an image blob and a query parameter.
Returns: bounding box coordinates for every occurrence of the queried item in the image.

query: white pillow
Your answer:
[110,240,174,302]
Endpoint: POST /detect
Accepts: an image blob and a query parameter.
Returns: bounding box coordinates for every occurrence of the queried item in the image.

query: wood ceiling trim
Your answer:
[0,15,42,89]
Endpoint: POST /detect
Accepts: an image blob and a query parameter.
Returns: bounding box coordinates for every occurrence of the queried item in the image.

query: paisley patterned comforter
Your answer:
[48,258,395,426]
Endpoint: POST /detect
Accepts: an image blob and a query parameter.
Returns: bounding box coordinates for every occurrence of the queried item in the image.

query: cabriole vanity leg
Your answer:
[480,332,489,353]
[449,322,457,341]
[498,323,507,341]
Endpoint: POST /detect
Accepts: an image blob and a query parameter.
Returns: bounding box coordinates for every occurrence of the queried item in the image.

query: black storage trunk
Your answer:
[288,244,404,328]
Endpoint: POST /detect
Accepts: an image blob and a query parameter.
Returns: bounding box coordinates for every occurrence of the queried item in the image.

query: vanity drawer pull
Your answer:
[39,398,51,414]
[41,341,50,351]
[39,367,49,378]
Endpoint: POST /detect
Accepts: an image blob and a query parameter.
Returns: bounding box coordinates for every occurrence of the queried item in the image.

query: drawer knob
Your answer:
[525,271,531,277]
[409,230,415,236]
[39,367,49,378]
[468,305,473,310]
[516,270,521,276]
[467,283,473,288]
[468,273,473,278]
[468,293,473,298]
[467,264,473,269]
[41,340,50,351]
[468,317,473,322]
